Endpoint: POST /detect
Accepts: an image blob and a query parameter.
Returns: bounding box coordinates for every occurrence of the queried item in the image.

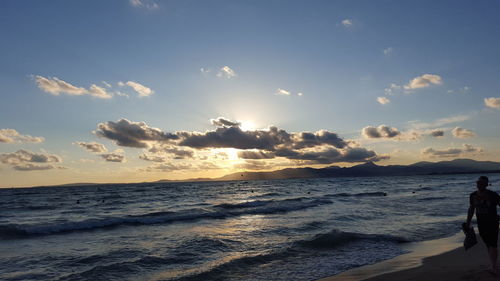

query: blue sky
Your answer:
[1,0,500,187]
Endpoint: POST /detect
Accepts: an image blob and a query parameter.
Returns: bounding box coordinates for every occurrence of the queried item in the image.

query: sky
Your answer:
[1,0,500,187]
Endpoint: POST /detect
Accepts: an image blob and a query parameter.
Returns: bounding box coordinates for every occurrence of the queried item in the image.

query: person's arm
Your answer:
[466,205,475,228]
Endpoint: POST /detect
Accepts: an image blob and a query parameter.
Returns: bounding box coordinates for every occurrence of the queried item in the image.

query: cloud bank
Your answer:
[0,129,44,143]
[95,117,387,166]
[0,149,63,171]
[421,144,483,158]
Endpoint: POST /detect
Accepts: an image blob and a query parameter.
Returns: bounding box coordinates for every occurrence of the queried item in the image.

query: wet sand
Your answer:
[318,231,500,281]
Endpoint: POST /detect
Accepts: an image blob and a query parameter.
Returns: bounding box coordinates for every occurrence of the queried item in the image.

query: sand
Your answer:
[318,231,500,281]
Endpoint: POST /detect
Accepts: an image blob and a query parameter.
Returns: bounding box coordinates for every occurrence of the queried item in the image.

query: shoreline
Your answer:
[318,230,499,281]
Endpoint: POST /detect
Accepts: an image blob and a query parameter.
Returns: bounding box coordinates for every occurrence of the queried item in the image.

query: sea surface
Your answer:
[1,173,498,281]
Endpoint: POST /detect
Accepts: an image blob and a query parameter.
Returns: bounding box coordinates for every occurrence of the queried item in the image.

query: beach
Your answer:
[319,231,500,281]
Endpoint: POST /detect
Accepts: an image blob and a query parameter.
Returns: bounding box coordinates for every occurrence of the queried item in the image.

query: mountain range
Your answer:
[194,158,500,182]
[50,159,500,188]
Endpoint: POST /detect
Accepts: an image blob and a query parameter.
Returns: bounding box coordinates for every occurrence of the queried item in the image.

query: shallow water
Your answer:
[1,174,497,281]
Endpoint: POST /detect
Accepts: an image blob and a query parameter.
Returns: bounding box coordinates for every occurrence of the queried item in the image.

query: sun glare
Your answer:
[240,120,256,131]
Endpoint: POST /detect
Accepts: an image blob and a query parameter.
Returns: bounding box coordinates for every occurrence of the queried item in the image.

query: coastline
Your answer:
[318,231,499,281]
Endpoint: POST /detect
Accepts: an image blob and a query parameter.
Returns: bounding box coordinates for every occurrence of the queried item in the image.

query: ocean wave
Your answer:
[59,255,193,281]
[328,191,388,197]
[249,192,281,199]
[0,197,333,238]
[173,229,407,281]
[296,229,408,249]
[418,196,447,201]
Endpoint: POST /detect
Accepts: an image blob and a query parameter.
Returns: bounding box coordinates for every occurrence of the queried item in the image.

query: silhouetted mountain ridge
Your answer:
[214,159,500,181]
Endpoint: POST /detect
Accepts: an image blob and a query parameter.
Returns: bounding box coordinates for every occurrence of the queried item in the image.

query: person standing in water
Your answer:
[466,176,500,274]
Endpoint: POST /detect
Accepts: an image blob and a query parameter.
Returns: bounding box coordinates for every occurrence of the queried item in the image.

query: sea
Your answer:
[1,173,498,281]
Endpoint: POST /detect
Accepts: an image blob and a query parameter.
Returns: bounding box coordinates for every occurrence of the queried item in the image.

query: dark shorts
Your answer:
[477,217,499,248]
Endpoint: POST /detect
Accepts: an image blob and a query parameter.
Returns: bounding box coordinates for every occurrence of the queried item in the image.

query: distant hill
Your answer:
[30,159,500,188]
[210,159,500,181]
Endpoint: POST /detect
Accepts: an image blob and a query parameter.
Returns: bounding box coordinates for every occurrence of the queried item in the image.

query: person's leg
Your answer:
[478,220,498,273]
[488,247,498,273]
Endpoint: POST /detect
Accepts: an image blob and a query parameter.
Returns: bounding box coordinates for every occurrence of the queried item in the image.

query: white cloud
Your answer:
[35,76,113,99]
[341,19,353,27]
[384,83,401,95]
[377,96,390,105]
[200,67,211,74]
[115,91,130,98]
[130,0,158,9]
[102,81,112,88]
[0,129,44,143]
[89,84,112,99]
[485,97,500,109]
[404,74,442,90]
[408,113,473,130]
[35,76,87,96]
[452,127,476,138]
[75,142,108,153]
[383,47,393,56]
[217,66,237,79]
[297,92,303,97]
[125,81,154,97]
[276,88,291,96]
[448,86,470,94]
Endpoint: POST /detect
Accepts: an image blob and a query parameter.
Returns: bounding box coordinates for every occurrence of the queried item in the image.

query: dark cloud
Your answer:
[95,119,178,148]
[430,130,445,137]
[362,125,401,139]
[341,147,388,163]
[421,144,483,158]
[0,149,63,171]
[274,146,387,164]
[211,117,241,127]
[291,130,347,149]
[100,153,126,162]
[75,141,107,153]
[276,147,341,164]
[95,117,386,167]
[178,126,290,150]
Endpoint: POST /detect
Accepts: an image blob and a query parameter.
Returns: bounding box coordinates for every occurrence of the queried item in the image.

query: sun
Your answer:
[240,120,256,131]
